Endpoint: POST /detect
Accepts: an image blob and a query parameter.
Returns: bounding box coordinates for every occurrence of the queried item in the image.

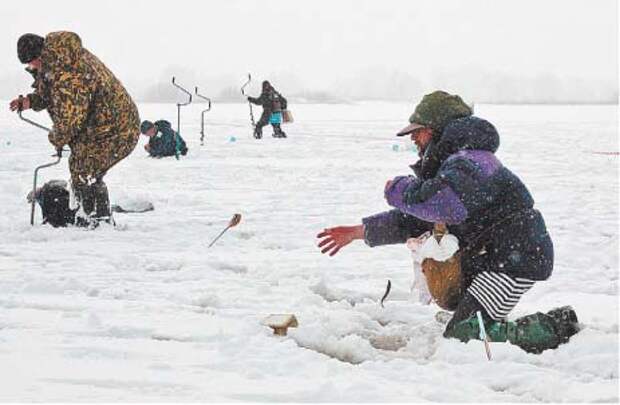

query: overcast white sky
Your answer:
[0,0,617,101]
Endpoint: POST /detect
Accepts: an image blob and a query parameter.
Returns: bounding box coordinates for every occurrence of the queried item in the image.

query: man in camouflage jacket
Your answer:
[10,32,140,226]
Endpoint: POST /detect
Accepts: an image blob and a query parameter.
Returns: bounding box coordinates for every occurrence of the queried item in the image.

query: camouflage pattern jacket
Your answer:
[27,31,140,183]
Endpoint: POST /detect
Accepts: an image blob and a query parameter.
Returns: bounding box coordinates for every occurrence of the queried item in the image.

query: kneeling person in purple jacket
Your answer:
[317,91,579,354]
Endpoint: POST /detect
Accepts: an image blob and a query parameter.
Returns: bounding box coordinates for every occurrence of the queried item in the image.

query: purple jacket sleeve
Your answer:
[362,209,433,247]
[384,176,468,225]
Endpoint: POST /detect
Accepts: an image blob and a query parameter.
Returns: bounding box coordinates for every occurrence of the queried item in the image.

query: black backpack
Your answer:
[34,180,77,227]
[269,91,287,111]
[277,92,287,110]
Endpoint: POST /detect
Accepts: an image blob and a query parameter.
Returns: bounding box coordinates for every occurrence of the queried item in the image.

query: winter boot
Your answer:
[546,305,580,345]
[92,179,113,225]
[508,306,580,353]
[272,124,287,138]
[73,182,96,228]
[253,126,263,139]
[445,307,579,354]
[506,312,561,354]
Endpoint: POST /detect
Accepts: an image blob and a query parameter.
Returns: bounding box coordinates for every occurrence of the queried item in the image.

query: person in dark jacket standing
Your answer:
[247,80,287,139]
[316,91,579,354]
[140,120,188,158]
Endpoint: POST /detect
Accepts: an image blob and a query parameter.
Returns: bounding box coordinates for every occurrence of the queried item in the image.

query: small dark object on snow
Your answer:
[380,279,392,308]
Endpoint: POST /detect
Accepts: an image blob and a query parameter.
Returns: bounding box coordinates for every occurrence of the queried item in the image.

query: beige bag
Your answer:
[421,223,462,311]
[282,110,294,123]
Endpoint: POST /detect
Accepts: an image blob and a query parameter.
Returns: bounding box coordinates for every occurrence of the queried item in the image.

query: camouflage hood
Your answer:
[41,31,84,74]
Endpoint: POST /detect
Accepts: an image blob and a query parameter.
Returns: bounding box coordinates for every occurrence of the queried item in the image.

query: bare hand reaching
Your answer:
[317,224,365,256]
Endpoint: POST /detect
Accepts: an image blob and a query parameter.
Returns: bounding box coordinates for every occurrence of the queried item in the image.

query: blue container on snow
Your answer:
[269,112,283,124]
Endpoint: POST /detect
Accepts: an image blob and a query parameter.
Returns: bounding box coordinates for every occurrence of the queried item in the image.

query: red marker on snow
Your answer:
[208,213,242,248]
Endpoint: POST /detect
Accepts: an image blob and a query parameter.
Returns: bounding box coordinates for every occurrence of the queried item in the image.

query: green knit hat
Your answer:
[140,120,155,134]
[397,90,472,136]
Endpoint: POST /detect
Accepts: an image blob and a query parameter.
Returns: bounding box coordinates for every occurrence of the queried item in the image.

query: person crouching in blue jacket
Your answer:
[316,91,579,354]
[140,120,188,158]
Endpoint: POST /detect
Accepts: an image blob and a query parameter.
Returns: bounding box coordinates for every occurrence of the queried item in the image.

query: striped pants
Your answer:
[467,271,536,321]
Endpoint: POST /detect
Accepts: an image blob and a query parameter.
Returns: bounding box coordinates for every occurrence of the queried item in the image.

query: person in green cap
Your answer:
[140,119,188,158]
[316,90,579,354]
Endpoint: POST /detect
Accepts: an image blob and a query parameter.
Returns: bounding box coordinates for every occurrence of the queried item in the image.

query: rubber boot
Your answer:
[506,312,561,354]
[546,305,580,345]
[445,306,579,354]
[92,179,113,225]
[73,182,95,228]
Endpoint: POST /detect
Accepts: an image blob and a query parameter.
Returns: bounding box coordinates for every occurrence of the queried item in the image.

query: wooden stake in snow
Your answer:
[262,314,298,336]
[208,213,242,248]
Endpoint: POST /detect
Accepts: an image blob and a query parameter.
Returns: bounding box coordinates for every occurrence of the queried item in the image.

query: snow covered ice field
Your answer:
[0,101,618,402]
